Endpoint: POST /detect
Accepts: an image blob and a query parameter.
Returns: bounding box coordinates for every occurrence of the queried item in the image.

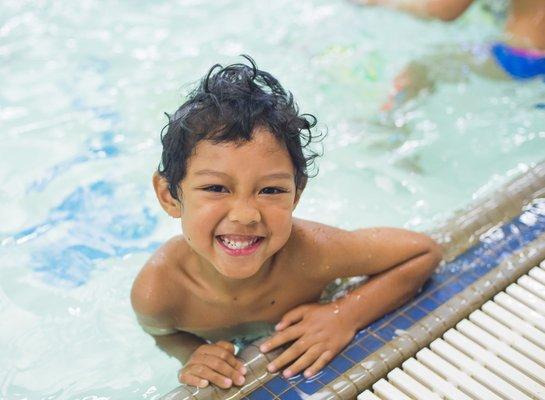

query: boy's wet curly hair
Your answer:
[158,55,322,201]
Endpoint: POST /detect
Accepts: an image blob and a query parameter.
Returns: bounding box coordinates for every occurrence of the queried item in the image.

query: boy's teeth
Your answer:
[220,236,259,250]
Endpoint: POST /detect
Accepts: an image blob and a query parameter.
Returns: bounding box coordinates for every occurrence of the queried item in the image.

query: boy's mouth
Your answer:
[215,235,264,256]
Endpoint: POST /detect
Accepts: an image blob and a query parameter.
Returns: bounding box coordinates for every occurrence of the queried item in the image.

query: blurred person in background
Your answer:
[353,0,545,113]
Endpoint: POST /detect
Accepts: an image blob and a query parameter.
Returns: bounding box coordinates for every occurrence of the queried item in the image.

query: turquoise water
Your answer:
[1,1,544,399]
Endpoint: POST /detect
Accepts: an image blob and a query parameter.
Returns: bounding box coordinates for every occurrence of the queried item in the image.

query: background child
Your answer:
[354,0,545,111]
[131,56,442,389]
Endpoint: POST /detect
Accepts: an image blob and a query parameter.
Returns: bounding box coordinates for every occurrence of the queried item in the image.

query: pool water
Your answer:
[1,0,544,399]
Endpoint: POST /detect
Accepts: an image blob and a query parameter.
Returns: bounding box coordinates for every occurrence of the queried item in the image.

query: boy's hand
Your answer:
[259,303,356,379]
[178,341,247,389]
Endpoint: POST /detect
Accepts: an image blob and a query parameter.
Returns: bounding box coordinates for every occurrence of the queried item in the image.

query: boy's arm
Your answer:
[316,226,442,278]
[260,225,442,378]
[328,242,440,332]
[149,329,207,364]
[312,225,442,331]
[134,309,247,389]
[131,270,247,389]
[358,0,475,21]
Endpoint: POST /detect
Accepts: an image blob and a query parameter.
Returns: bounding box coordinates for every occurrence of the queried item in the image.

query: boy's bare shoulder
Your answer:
[131,235,190,323]
[287,218,347,279]
[291,218,346,246]
[293,218,442,278]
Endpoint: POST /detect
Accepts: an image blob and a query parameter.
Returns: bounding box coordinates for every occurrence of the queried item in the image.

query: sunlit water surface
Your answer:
[1,0,544,399]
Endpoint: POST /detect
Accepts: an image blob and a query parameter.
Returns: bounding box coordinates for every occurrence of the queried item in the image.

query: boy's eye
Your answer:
[202,185,228,193]
[260,187,286,195]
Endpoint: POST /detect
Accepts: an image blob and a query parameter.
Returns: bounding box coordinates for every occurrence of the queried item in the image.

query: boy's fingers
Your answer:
[199,343,244,372]
[260,326,301,353]
[178,370,209,388]
[281,346,323,378]
[276,306,306,331]
[216,341,235,353]
[304,350,333,379]
[184,364,237,389]
[214,341,246,373]
[191,354,246,384]
[265,338,307,373]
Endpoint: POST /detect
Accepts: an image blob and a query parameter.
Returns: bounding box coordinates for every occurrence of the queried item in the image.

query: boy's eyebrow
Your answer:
[194,169,293,180]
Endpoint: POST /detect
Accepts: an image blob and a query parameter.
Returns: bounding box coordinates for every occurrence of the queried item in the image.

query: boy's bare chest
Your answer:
[175,271,326,331]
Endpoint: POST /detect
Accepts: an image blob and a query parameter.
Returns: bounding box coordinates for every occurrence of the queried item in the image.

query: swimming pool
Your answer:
[1,0,544,399]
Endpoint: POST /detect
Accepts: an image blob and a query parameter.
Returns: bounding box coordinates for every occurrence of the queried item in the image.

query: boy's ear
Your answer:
[153,172,182,218]
[292,176,306,210]
[293,188,303,210]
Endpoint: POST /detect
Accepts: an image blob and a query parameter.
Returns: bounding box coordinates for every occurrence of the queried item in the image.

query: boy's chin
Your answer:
[215,263,261,280]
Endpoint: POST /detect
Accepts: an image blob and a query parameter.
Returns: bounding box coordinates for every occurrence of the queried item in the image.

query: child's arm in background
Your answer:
[357,0,475,21]
[260,225,442,379]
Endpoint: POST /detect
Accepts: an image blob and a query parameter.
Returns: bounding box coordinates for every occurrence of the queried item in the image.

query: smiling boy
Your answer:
[131,56,442,390]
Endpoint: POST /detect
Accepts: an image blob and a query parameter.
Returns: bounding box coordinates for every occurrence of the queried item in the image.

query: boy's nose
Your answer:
[228,199,261,225]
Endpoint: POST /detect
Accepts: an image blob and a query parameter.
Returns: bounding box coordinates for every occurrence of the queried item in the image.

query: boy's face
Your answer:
[179,127,300,280]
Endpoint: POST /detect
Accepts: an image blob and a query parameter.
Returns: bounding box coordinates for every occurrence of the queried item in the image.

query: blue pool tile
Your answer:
[447,281,465,294]
[367,317,387,331]
[359,335,383,353]
[479,245,502,262]
[296,378,323,394]
[456,247,481,265]
[376,325,396,341]
[431,289,450,303]
[433,281,465,302]
[430,272,452,283]
[404,305,427,321]
[391,315,412,330]
[248,387,275,400]
[473,262,494,277]
[495,247,516,263]
[506,236,523,252]
[417,297,439,312]
[343,344,368,362]
[444,258,467,275]
[367,311,396,331]
[279,388,303,399]
[265,376,290,394]
[457,270,479,287]
[317,366,339,384]
[517,220,543,242]
[421,275,445,292]
[432,281,465,303]
[473,242,498,259]
[329,354,353,374]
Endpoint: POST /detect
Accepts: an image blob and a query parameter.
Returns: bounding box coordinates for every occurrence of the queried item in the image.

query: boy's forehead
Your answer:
[191,129,289,163]
[183,128,297,182]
